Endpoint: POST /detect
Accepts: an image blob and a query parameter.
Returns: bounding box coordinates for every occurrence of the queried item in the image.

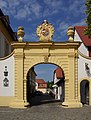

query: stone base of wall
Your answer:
[0,96,14,106]
[62,100,82,108]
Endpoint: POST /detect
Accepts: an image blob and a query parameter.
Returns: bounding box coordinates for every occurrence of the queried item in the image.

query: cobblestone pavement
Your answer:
[0,94,91,120]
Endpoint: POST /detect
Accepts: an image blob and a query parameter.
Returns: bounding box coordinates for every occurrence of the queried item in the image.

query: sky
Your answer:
[0,0,87,82]
[34,64,57,82]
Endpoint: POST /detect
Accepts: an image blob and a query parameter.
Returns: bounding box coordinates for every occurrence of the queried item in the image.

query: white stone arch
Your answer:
[78,78,91,105]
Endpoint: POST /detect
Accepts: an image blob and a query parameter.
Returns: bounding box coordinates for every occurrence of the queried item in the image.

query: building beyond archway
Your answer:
[9,41,82,108]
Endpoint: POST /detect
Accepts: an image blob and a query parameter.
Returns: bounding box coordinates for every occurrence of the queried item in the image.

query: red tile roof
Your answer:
[75,26,91,47]
[54,67,64,79]
[36,79,46,84]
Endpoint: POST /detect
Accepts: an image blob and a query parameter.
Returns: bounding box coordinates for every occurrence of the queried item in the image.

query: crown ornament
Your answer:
[36,20,54,42]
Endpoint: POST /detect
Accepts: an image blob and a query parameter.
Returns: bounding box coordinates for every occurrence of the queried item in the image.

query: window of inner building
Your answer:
[38,83,43,87]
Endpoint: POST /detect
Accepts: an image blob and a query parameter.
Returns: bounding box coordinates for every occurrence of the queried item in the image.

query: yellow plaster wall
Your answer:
[1,41,82,108]
[0,97,14,106]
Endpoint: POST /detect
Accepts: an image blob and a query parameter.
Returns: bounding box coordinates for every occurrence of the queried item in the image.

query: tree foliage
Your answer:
[84,0,91,38]
[47,81,53,89]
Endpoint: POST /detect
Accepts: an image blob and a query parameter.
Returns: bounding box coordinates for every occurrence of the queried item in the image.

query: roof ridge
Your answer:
[75,26,91,47]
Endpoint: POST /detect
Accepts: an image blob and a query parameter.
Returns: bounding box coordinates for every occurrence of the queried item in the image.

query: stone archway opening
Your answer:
[10,40,82,108]
[80,80,89,105]
[26,63,65,106]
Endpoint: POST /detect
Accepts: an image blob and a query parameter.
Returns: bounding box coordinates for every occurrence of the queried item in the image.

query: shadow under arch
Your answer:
[26,62,65,106]
[26,67,37,103]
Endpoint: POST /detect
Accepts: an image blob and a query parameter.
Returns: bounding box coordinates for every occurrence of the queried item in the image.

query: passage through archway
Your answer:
[26,63,65,106]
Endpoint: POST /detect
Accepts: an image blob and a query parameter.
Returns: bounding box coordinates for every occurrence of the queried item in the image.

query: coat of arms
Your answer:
[36,20,54,42]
